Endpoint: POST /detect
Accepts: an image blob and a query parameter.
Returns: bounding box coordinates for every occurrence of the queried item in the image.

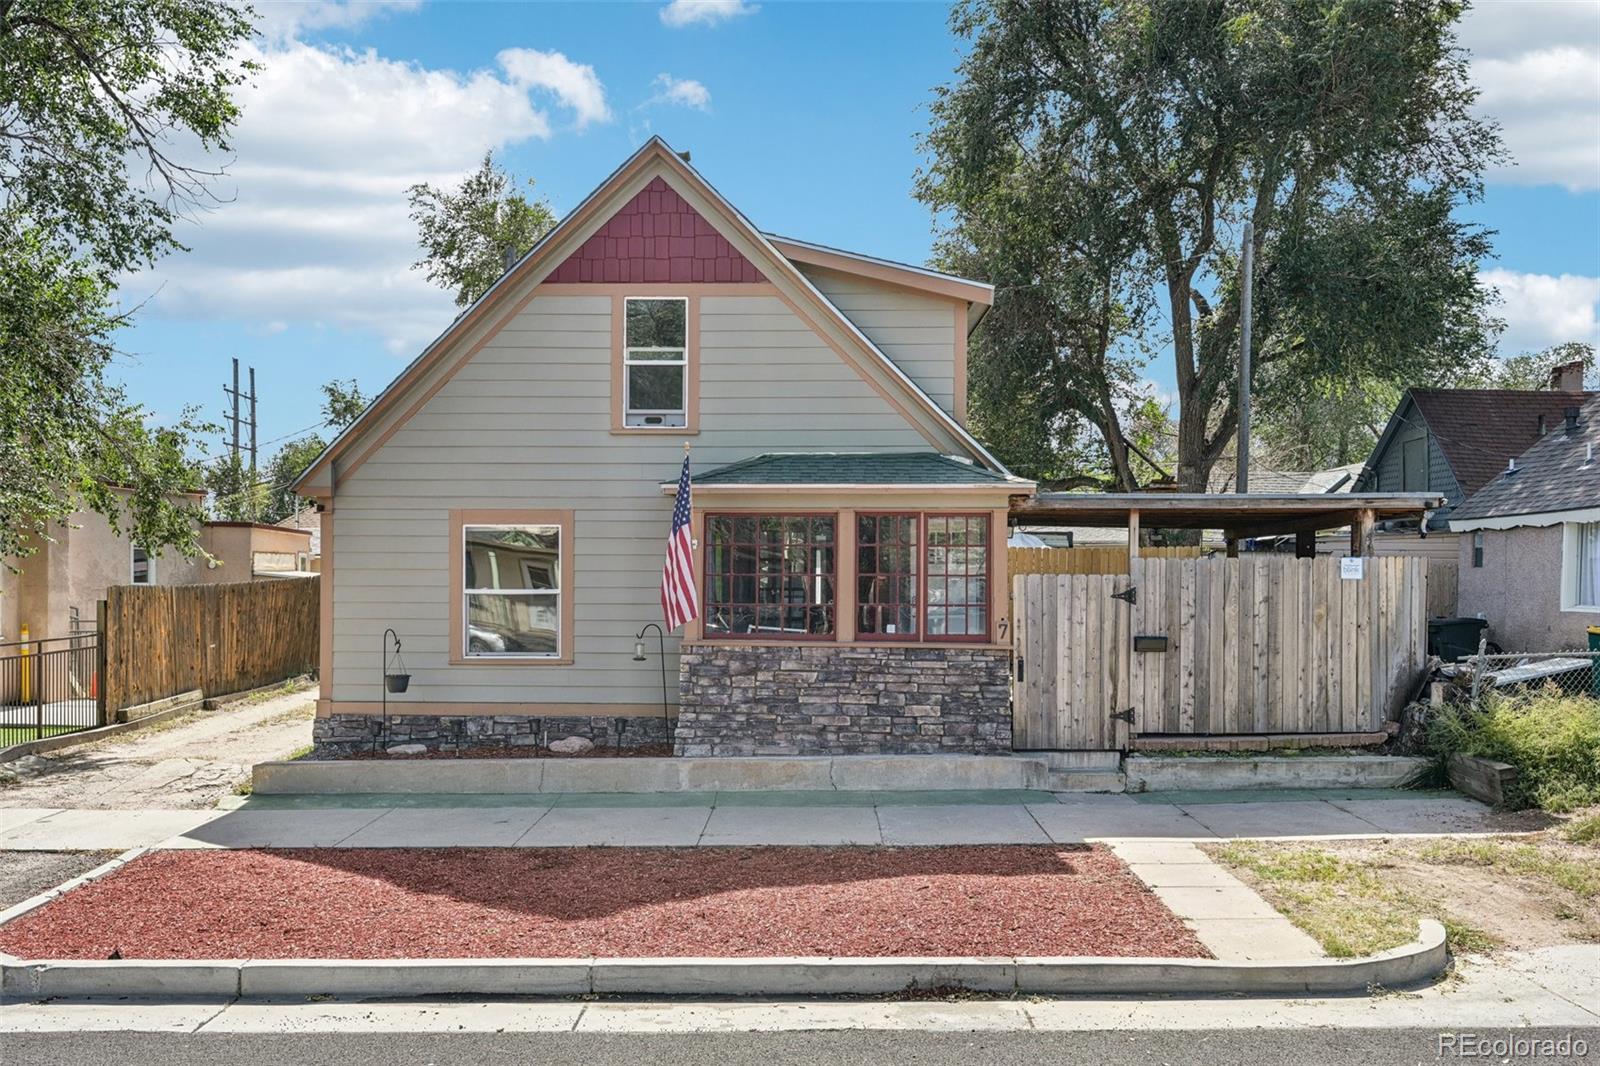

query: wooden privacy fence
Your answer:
[1008,544,1203,577]
[1013,555,1428,750]
[103,578,318,714]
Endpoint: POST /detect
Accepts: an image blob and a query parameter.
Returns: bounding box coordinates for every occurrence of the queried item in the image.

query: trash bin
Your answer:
[1589,625,1600,697]
[1429,617,1489,662]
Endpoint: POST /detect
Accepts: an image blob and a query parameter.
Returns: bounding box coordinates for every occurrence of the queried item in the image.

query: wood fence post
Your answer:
[95,599,108,727]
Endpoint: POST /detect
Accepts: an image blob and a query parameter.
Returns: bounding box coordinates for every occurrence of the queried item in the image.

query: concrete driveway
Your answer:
[0,686,314,811]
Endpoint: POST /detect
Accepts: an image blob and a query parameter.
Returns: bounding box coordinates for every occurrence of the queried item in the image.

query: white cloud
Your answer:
[648,74,711,111]
[1483,268,1600,353]
[251,0,422,43]
[1458,2,1600,190]
[496,48,612,128]
[121,38,585,355]
[659,0,758,28]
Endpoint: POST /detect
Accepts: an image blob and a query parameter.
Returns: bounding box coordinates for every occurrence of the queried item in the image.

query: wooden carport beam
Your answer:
[1221,510,1362,542]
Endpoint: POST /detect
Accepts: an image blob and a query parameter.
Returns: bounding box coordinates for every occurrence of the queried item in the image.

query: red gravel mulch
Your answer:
[339,744,675,761]
[0,846,1208,961]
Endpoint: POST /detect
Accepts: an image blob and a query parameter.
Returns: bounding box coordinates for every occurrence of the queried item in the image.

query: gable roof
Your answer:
[765,235,994,314]
[293,138,1005,497]
[1367,387,1597,498]
[1450,396,1600,527]
[688,452,1024,487]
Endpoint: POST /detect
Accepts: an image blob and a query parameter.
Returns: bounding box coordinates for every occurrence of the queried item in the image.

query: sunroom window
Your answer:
[624,297,687,427]
[925,515,990,640]
[462,524,561,657]
[857,513,991,642]
[704,515,835,638]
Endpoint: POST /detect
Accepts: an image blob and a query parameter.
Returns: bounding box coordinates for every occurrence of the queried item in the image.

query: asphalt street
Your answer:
[6,1027,1600,1066]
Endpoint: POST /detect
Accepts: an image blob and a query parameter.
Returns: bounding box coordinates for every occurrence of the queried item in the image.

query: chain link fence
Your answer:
[1460,650,1600,704]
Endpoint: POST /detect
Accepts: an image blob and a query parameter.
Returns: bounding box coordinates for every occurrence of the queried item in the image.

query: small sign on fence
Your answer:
[1340,556,1366,581]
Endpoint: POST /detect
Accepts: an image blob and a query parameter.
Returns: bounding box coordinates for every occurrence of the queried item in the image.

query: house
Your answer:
[1449,395,1600,651]
[275,508,322,567]
[1355,366,1596,562]
[0,491,314,643]
[293,138,1033,757]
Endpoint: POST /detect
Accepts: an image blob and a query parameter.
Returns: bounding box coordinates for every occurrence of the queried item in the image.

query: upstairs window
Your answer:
[624,297,687,427]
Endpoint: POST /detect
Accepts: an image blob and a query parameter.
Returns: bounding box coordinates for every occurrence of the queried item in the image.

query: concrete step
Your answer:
[1046,769,1126,794]
[1039,751,1122,771]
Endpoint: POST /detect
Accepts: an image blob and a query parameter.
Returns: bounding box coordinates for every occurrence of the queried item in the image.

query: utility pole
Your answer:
[223,359,259,519]
[1236,221,1254,495]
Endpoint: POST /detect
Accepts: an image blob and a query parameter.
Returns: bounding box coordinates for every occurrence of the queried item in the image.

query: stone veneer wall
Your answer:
[311,713,672,757]
[674,645,1012,757]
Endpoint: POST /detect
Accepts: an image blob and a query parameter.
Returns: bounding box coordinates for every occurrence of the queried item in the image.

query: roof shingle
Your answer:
[1410,388,1597,497]
[1450,396,1600,523]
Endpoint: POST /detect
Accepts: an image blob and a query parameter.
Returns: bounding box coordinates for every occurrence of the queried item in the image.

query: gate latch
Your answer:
[1110,585,1137,605]
[1110,707,1135,724]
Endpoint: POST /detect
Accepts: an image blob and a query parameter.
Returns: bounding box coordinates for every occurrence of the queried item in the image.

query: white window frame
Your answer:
[623,296,688,428]
[1560,521,1600,612]
[462,522,562,659]
[130,543,153,584]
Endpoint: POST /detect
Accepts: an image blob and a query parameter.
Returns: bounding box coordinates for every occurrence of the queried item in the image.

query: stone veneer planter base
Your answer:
[312,714,672,758]
[675,644,1012,756]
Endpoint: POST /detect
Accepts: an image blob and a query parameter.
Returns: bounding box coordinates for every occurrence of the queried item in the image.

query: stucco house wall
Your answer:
[1458,525,1600,650]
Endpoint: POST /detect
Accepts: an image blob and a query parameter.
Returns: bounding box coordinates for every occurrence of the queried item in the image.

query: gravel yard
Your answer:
[0,845,1208,961]
[0,851,119,910]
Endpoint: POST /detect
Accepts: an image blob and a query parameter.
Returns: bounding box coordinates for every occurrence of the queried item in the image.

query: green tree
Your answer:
[408,151,558,307]
[919,0,1502,490]
[319,378,368,430]
[1482,342,1597,391]
[0,0,257,560]
[259,436,326,524]
[203,451,266,523]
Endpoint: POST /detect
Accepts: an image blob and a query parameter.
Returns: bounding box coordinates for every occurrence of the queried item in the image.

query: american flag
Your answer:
[661,454,699,630]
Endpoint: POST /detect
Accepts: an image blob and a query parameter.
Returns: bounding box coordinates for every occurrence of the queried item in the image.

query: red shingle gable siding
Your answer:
[547,177,767,285]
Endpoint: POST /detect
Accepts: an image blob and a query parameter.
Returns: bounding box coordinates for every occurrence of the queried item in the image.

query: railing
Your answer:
[0,632,107,745]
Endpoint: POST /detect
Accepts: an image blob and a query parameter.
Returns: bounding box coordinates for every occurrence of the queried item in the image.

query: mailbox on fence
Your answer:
[1133,635,1168,653]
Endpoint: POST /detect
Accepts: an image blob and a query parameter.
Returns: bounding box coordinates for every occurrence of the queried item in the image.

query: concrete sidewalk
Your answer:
[0,788,1507,851]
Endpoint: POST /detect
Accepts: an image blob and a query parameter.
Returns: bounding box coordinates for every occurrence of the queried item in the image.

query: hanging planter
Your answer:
[385,672,411,693]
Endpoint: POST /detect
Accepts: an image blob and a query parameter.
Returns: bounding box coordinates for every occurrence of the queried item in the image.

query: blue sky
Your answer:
[113,0,1600,461]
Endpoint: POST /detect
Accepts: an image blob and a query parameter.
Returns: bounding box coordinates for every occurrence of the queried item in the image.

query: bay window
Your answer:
[704,514,836,638]
[857,512,991,642]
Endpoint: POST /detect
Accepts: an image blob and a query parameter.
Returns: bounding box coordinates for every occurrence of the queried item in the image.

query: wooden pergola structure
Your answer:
[1009,492,1443,558]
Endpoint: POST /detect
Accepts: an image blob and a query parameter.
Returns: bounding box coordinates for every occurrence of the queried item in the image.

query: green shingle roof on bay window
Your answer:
[690,452,1016,486]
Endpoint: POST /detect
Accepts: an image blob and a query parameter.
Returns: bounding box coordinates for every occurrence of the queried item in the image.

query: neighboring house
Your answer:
[293,138,1034,757]
[275,508,322,566]
[1449,395,1600,651]
[0,494,314,643]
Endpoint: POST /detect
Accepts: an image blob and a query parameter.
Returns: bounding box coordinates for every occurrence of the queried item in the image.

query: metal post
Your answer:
[230,357,241,463]
[1470,634,1489,703]
[1236,221,1253,494]
[248,366,258,520]
[34,638,44,742]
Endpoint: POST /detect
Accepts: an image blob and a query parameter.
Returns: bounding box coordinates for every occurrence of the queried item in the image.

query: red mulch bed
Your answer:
[0,846,1208,961]
[338,744,675,760]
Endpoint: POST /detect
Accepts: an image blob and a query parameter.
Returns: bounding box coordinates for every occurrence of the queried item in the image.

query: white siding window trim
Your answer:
[1560,521,1600,613]
[623,295,689,428]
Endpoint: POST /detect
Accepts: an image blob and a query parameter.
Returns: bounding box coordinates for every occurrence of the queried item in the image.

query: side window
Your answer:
[462,525,561,658]
[131,545,152,584]
[623,297,688,427]
[1472,531,1484,569]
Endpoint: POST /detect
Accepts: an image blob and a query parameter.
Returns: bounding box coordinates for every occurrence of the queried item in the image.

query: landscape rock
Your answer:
[548,736,594,754]
[386,743,428,756]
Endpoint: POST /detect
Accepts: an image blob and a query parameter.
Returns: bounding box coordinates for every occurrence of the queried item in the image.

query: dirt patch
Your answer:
[1210,831,1600,957]
[0,845,1209,961]
[336,743,675,761]
[0,685,315,810]
[0,851,119,910]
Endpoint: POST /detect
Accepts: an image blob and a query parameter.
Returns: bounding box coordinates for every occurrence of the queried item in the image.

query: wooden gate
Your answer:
[1011,572,1133,750]
[1012,556,1427,749]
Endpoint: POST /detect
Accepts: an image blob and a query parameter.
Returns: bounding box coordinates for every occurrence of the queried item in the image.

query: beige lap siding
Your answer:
[798,265,961,417]
[326,291,932,710]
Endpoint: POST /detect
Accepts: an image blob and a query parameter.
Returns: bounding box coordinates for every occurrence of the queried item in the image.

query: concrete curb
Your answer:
[254,754,1057,795]
[1,921,1447,1001]
[1124,755,1431,792]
